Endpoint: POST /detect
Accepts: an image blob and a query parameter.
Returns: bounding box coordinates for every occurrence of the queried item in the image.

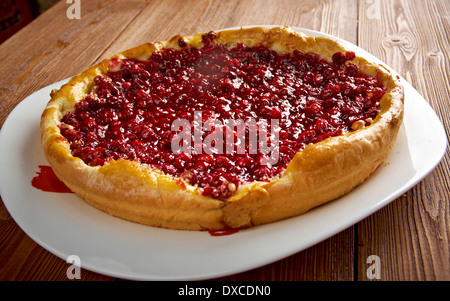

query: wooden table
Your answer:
[0,0,448,281]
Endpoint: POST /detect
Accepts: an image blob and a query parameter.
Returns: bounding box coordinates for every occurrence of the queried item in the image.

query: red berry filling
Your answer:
[59,37,385,199]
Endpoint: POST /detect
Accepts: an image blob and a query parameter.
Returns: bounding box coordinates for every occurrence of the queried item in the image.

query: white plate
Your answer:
[0,27,447,281]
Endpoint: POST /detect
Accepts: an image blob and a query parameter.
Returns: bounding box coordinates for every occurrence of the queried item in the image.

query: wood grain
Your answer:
[357,0,450,281]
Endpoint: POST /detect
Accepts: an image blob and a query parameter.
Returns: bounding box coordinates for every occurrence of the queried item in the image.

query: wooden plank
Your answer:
[97,0,359,62]
[93,0,308,62]
[356,0,450,281]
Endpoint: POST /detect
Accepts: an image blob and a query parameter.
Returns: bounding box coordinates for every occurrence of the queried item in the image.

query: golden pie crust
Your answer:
[40,26,404,230]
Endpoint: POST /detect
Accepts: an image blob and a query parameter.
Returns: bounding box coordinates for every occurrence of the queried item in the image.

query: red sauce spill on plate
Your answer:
[208,229,239,236]
[31,165,73,193]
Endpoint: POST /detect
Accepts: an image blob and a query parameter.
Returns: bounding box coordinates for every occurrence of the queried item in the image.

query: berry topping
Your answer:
[59,39,384,199]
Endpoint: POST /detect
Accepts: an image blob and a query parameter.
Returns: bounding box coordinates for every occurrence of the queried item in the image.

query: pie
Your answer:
[40,26,404,230]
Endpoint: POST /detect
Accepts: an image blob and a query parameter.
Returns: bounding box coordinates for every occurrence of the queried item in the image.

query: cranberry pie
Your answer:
[40,26,404,230]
